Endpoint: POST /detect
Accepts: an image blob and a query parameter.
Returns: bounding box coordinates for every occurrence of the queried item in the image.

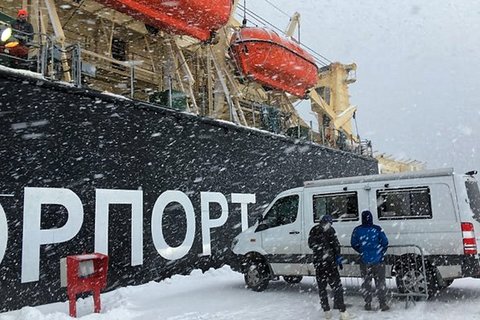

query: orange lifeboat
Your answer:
[230,27,318,98]
[94,0,233,41]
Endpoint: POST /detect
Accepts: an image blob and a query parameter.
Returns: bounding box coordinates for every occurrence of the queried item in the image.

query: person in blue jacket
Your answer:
[350,210,390,311]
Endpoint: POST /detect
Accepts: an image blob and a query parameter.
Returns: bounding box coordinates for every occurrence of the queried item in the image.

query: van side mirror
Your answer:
[255,223,268,232]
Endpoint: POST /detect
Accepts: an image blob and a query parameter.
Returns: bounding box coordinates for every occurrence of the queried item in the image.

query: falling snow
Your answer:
[1,267,480,320]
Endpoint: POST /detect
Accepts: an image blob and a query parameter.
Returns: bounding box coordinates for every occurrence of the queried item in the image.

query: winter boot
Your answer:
[324,310,333,319]
[364,303,372,311]
[339,310,353,320]
[380,303,390,311]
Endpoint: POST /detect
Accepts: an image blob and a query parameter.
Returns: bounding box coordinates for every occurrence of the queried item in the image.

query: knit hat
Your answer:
[320,214,333,224]
[18,9,28,17]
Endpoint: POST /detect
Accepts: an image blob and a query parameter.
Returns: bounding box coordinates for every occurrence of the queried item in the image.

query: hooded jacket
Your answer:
[308,215,341,267]
[350,210,389,264]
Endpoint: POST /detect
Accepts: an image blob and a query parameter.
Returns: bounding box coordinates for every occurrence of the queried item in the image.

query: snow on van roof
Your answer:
[304,168,455,188]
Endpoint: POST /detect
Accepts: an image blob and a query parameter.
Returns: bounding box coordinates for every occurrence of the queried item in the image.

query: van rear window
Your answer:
[377,187,432,220]
[465,181,480,222]
[313,192,359,222]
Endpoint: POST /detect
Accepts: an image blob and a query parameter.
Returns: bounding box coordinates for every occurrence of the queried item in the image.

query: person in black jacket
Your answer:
[308,215,351,320]
[11,9,34,45]
[7,9,34,61]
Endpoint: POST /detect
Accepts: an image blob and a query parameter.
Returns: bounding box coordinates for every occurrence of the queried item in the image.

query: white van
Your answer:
[231,168,480,295]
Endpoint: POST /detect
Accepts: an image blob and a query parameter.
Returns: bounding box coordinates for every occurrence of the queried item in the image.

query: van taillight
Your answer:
[461,222,478,255]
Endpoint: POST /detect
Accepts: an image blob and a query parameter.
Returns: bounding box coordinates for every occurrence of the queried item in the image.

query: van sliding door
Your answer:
[302,189,364,276]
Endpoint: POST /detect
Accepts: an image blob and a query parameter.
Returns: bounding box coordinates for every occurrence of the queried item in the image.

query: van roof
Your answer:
[304,168,455,188]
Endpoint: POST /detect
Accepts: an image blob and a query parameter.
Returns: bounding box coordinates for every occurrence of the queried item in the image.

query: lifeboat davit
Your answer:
[94,0,233,41]
[230,27,318,98]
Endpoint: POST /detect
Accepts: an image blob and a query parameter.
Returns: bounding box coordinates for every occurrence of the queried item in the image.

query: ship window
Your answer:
[313,192,359,222]
[316,86,331,105]
[377,187,432,220]
[261,195,299,229]
[111,37,127,71]
[112,37,127,61]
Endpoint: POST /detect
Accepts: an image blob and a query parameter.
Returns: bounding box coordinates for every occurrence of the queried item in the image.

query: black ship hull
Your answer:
[0,69,377,311]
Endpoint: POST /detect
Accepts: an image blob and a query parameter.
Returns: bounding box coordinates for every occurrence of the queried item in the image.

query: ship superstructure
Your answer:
[0,0,372,156]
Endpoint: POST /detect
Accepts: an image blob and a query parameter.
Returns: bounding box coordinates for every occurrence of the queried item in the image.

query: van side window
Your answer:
[465,181,480,222]
[312,192,359,222]
[377,187,432,220]
[262,195,299,229]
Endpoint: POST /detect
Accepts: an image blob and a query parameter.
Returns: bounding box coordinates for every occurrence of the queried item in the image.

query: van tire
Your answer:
[394,256,441,298]
[283,275,303,284]
[395,266,428,295]
[244,260,270,292]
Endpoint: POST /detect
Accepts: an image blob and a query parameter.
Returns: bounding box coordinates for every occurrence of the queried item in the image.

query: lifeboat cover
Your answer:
[230,27,318,98]
[94,0,233,41]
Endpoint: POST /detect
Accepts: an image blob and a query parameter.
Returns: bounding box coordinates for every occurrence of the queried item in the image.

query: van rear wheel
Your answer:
[395,259,440,298]
[396,267,428,295]
[244,260,270,292]
[283,275,303,284]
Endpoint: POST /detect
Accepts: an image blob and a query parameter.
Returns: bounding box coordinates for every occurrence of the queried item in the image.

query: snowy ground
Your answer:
[1,266,480,320]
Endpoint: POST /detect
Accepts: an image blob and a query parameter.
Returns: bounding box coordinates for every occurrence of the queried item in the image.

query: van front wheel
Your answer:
[244,260,270,292]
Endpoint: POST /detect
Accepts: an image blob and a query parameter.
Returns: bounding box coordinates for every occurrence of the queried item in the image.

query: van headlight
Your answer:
[231,237,239,250]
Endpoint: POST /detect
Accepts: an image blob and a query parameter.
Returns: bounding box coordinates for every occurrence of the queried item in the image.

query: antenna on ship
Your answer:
[285,12,301,42]
[242,0,247,27]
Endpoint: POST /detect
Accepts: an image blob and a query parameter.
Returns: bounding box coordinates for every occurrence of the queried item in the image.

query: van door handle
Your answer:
[289,231,300,234]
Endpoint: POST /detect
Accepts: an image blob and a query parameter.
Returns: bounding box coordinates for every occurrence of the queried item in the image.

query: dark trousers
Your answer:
[360,263,387,305]
[315,263,345,312]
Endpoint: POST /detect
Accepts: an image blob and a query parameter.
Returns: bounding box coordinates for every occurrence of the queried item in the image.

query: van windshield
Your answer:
[465,180,480,222]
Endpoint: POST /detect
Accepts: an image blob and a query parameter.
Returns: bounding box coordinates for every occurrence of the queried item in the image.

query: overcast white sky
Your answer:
[244,0,480,173]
